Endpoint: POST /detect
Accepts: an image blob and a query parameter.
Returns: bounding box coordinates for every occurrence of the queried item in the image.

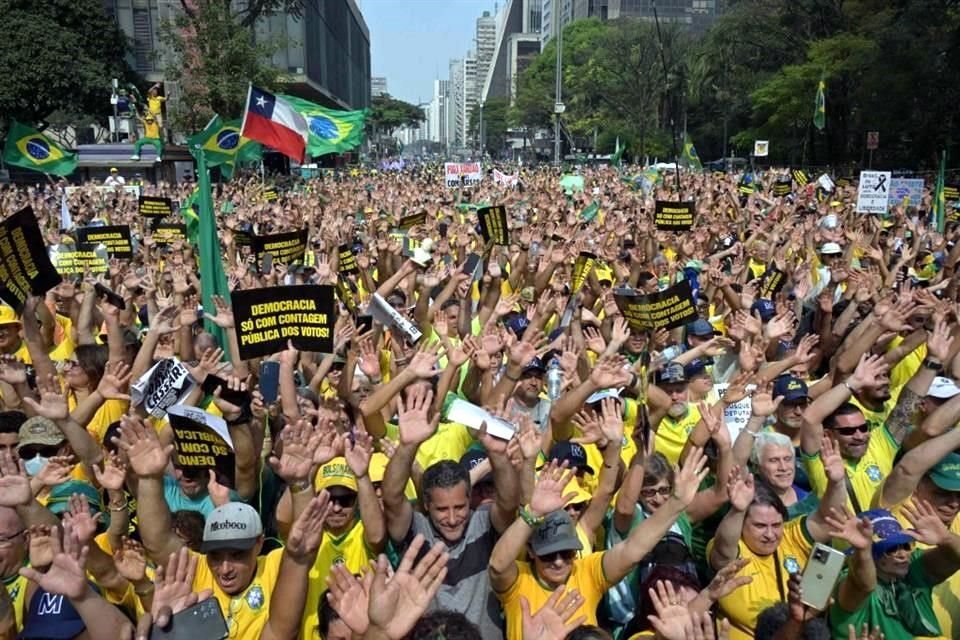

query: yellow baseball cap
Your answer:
[368,452,389,483]
[314,457,358,493]
[563,477,592,506]
[0,306,21,326]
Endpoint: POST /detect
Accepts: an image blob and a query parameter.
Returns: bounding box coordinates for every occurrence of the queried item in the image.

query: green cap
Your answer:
[929,452,960,492]
[46,481,103,516]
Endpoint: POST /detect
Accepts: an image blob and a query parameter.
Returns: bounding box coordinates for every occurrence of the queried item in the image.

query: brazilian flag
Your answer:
[188,116,262,180]
[181,187,200,246]
[813,76,826,131]
[279,95,368,156]
[933,150,946,233]
[2,120,77,176]
[681,134,702,171]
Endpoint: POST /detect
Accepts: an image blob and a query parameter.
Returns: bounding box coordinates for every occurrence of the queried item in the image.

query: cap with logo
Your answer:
[522,356,547,377]
[0,305,21,326]
[201,502,263,553]
[927,376,960,400]
[548,441,594,475]
[929,452,960,492]
[18,587,86,639]
[819,242,843,255]
[314,457,359,493]
[17,417,66,451]
[460,447,492,484]
[530,510,583,557]
[683,359,710,380]
[686,318,718,338]
[773,375,809,404]
[656,362,687,386]
[751,298,776,322]
[859,508,915,558]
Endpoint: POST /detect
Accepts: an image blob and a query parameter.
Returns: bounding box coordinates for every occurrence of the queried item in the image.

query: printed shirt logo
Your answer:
[866,464,883,483]
[784,556,801,575]
[245,585,264,610]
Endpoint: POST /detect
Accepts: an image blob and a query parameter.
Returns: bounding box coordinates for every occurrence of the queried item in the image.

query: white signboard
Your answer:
[444,162,482,187]
[714,383,756,442]
[753,140,769,157]
[856,170,892,214]
[887,178,924,207]
[817,173,835,193]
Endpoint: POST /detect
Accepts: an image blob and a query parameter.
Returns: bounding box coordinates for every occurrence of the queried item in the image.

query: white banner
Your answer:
[856,170,892,214]
[753,140,769,157]
[444,162,482,187]
[493,169,518,186]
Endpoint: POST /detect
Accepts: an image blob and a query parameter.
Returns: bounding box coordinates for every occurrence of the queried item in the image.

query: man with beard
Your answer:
[506,357,550,431]
[650,363,702,466]
[0,507,27,631]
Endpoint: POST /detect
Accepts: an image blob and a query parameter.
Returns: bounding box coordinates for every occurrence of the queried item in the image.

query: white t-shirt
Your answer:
[104,175,125,187]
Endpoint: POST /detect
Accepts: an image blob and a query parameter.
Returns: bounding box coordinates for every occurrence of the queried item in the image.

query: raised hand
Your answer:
[903,499,950,546]
[750,381,783,418]
[520,587,586,640]
[726,466,755,512]
[203,295,235,329]
[820,435,846,484]
[285,492,333,561]
[35,455,75,487]
[571,408,605,448]
[23,374,69,421]
[344,419,374,478]
[589,354,632,389]
[62,493,101,546]
[407,343,441,379]
[674,447,710,507]
[0,451,34,507]
[269,419,319,484]
[0,356,27,385]
[703,558,753,602]
[113,537,147,582]
[646,579,705,640]
[848,353,889,392]
[824,507,873,551]
[206,470,231,507]
[151,547,213,628]
[20,522,89,600]
[98,360,133,401]
[927,318,955,362]
[113,415,173,479]
[397,387,438,446]
[529,459,577,518]
[212,375,251,421]
[326,564,373,635]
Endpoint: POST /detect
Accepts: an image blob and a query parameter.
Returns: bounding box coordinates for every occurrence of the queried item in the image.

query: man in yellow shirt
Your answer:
[489,454,707,640]
[0,306,30,365]
[130,112,163,162]
[651,364,703,465]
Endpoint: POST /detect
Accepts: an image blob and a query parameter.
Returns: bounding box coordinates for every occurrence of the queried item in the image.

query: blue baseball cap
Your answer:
[686,319,718,337]
[860,509,915,558]
[657,362,687,385]
[549,441,594,475]
[773,375,809,404]
[19,587,87,639]
[522,356,547,376]
[504,312,529,338]
[751,298,776,322]
[684,358,709,379]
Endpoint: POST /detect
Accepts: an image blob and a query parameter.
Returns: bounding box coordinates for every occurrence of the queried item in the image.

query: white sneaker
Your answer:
[130,155,140,161]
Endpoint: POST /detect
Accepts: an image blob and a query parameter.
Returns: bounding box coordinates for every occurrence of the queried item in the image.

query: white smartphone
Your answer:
[799,543,846,610]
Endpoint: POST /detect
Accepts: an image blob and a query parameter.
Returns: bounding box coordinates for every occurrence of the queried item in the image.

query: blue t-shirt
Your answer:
[162,474,240,517]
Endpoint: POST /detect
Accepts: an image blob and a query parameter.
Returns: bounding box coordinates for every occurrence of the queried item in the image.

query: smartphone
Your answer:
[356,314,373,335]
[259,361,280,404]
[461,253,482,278]
[799,543,846,610]
[261,251,273,275]
[149,598,228,640]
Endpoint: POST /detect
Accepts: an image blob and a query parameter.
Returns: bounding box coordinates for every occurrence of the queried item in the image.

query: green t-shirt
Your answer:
[828,551,940,640]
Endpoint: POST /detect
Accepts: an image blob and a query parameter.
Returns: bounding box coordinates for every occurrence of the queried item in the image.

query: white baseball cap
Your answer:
[201,502,263,553]
[928,376,960,400]
[819,242,842,255]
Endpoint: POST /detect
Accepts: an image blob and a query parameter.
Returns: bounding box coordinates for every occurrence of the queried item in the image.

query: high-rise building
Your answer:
[475,12,497,93]
[371,77,388,97]
[541,0,574,45]
[572,0,610,20]
[448,58,465,150]
[427,79,448,144]
[601,0,721,33]
[462,53,479,147]
[482,0,545,105]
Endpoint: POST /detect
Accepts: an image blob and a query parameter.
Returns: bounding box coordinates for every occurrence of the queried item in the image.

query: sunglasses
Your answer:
[883,542,912,555]
[537,549,577,563]
[329,493,357,509]
[18,445,61,460]
[829,423,869,436]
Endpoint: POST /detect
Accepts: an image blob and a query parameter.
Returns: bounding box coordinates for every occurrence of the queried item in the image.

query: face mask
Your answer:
[23,454,48,478]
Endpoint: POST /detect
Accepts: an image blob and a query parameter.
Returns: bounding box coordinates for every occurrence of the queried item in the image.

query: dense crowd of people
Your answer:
[0,163,957,640]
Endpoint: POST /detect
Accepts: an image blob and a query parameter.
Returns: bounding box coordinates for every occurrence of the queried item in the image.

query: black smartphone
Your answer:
[356,314,374,335]
[461,253,482,278]
[94,283,126,310]
[261,251,273,275]
[149,598,228,640]
[259,361,280,404]
[201,374,250,408]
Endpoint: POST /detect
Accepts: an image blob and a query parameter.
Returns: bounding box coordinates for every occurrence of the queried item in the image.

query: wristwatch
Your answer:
[519,505,545,528]
[289,479,312,494]
[923,357,944,373]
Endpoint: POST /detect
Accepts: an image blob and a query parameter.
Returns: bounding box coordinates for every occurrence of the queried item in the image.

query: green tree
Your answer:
[160,0,284,135]
[367,94,425,137]
[468,97,510,157]
[0,0,134,126]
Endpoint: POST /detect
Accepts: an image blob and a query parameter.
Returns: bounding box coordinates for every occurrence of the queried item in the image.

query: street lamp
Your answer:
[553,0,563,165]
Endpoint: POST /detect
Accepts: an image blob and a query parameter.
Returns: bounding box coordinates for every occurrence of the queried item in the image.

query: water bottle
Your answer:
[547,359,563,401]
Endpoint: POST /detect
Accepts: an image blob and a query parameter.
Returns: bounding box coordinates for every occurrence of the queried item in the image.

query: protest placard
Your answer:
[444,162,482,187]
[888,178,924,207]
[232,285,336,360]
[49,244,108,275]
[478,205,509,244]
[945,185,959,202]
[571,252,596,293]
[152,223,187,245]
[759,268,786,299]
[252,229,308,265]
[398,211,427,230]
[654,200,696,230]
[856,171,892,214]
[138,196,174,218]
[772,179,792,197]
[130,358,196,419]
[262,187,279,202]
[338,244,358,274]
[715,383,756,442]
[0,207,62,310]
[369,293,422,345]
[168,405,235,488]
[335,277,358,313]
[613,280,697,331]
[753,140,769,157]
[76,225,133,258]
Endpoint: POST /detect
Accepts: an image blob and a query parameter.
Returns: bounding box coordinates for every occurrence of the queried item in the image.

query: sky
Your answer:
[362,0,498,105]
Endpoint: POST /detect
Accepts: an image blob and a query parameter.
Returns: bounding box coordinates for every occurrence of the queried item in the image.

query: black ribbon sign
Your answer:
[252,229,308,265]
[0,207,62,310]
[654,200,696,231]
[613,280,697,331]
[138,196,174,218]
[478,205,510,244]
[152,223,187,245]
[232,285,336,360]
[76,225,133,258]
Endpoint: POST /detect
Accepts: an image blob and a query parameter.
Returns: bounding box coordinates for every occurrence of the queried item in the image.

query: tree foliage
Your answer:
[367,94,425,137]
[161,0,284,135]
[469,97,511,157]
[0,0,135,126]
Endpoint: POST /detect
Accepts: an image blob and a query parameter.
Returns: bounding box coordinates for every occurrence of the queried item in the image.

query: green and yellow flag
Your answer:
[681,134,702,171]
[188,116,262,180]
[279,95,368,156]
[611,137,624,168]
[934,150,946,233]
[813,76,826,131]
[2,120,77,176]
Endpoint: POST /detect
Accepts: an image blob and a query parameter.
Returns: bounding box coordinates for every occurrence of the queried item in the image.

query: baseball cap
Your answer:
[460,447,492,484]
[686,318,718,337]
[773,375,809,404]
[529,510,583,557]
[927,376,960,400]
[201,502,263,553]
[656,362,687,385]
[548,441,594,475]
[928,453,960,492]
[819,242,843,255]
[110,167,118,173]
[563,478,591,506]
[504,312,529,338]
[522,356,547,377]
[46,481,104,517]
[751,299,776,322]
[314,457,359,493]
[17,417,66,451]
[0,306,20,326]
[19,587,86,639]
[860,509,916,558]
[683,359,709,379]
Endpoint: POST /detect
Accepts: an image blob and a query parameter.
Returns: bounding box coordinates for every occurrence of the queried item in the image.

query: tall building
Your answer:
[427,79,448,144]
[482,0,545,105]
[447,58,465,150]
[462,53,479,147]
[104,0,371,112]
[475,12,497,93]
[603,0,721,33]
[541,0,574,45]
[371,76,388,97]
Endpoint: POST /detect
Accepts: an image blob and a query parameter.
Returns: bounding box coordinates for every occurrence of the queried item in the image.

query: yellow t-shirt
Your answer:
[147,95,166,115]
[802,425,898,513]
[495,551,613,640]
[191,548,284,640]
[143,119,160,139]
[383,420,474,471]
[300,520,374,640]
[48,314,76,362]
[11,342,31,365]
[850,395,897,434]
[707,517,814,640]
[3,574,28,631]
[655,404,703,465]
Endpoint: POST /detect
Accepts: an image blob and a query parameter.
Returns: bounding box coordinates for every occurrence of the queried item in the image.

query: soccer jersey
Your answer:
[655,404,702,465]
[191,548,283,640]
[802,426,898,513]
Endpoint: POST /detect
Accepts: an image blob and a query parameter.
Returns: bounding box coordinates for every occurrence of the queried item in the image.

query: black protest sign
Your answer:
[614,280,697,331]
[76,225,133,258]
[654,201,696,231]
[335,277,358,313]
[252,229,308,265]
[0,207,62,310]
[168,405,235,488]
[232,285,336,360]
[398,211,427,230]
[946,185,960,202]
[262,188,279,203]
[759,268,786,298]
[338,244,358,274]
[772,179,792,197]
[152,223,187,245]
[50,245,108,275]
[138,196,174,218]
[478,205,510,244]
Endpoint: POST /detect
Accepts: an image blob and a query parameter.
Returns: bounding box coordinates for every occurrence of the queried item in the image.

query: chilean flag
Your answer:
[240,85,309,162]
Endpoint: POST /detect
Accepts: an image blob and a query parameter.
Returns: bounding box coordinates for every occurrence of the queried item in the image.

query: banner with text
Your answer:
[571,252,596,294]
[76,225,133,258]
[856,171,891,214]
[398,211,427,230]
[654,200,696,231]
[613,280,697,331]
[252,229,308,265]
[444,162,482,187]
[130,358,196,419]
[49,244,108,275]
[232,285,336,360]
[478,205,509,245]
[338,244,358,274]
[138,196,174,218]
[0,207,62,310]
[168,404,235,488]
[152,223,187,245]
[759,268,786,298]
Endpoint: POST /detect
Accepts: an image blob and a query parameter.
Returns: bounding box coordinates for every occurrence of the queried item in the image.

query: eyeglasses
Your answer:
[640,486,672,499]
[883,542,912,555]
[537,549,577,563]
[565,502,587,513]
[329,493,357,509]
[0,530,23,547]
[829,423,869,436]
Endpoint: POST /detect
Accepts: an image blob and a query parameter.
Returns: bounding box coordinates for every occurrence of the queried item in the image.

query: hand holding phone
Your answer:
[149,598,228,640]
[798,543,845,611]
